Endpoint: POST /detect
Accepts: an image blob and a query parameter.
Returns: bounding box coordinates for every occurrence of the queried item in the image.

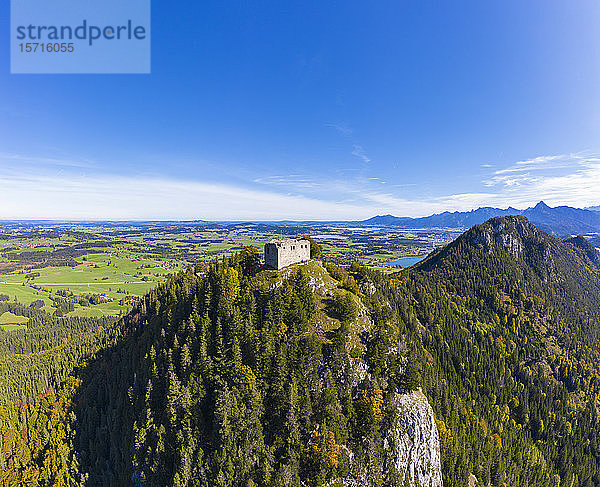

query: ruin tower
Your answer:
[264,238,311,270]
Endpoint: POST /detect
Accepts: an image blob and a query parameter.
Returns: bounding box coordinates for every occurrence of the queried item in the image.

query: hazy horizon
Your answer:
[0,199,595,224]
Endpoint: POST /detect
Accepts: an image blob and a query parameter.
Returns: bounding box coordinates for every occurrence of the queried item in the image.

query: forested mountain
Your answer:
[0,254,437,486]
[413,216,600,485]
[1,216,600,486]
[362,201,600,236]
[587,235,600,248]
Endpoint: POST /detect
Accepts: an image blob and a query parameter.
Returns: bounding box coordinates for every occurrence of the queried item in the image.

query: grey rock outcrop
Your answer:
[337,390,443,487]
[382,390,443,487]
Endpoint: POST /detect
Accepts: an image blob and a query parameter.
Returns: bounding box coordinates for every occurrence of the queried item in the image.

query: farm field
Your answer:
[0,221,456,317]
[0,228,187,317]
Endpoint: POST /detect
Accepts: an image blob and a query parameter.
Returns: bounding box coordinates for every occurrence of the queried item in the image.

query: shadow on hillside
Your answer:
[322,296,340,320]
[71,329,138,486]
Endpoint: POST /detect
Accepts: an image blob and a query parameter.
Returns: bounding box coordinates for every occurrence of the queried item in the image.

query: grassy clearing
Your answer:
[0,324,27,331]
[0,312,29,325]
[66,300,127,317]
[0,284,54,306]
[0,312,29,330]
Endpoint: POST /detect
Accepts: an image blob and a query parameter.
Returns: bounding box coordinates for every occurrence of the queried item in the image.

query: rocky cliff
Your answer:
[339,389,443,487]
[383,390,443,487]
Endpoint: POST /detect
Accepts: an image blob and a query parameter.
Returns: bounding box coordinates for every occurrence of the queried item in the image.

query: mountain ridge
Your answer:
[417,214,600,276]
[405,215,600,485]
[362,201,600,236]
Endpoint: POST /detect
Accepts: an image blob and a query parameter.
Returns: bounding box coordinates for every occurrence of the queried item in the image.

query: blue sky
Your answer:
[2,0,600,220]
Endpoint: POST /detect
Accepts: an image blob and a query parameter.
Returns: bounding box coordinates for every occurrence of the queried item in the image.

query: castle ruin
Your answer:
[264,238,311,270]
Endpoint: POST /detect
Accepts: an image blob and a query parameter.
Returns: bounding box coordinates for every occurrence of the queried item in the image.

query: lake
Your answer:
[385,255,427,267]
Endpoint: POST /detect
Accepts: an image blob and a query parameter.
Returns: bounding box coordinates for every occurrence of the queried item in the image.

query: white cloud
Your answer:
[351,145,371,164]
[325,122,353,136]
[514,154,562,167]
[0,173,382,221]
[482,153,600,208]
[0,168,499,220]
[252,174,322,191]
[353,153,600,216]
[2,151,600,221]
[0,152,95,169]
[492,153,589,175]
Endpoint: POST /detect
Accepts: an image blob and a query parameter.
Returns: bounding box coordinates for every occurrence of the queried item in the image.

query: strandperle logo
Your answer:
[15,20,147,46]
[11,0,151,74]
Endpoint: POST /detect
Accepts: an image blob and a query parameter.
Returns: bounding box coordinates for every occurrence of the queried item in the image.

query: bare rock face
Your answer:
[470,217,531,257]
[382,390,443,487]
[337,390,443,487]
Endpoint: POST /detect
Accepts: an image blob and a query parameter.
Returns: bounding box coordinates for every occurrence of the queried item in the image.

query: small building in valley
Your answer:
[264,238,311,270]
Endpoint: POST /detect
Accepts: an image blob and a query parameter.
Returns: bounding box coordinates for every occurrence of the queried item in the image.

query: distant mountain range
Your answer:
[361,201,600,236]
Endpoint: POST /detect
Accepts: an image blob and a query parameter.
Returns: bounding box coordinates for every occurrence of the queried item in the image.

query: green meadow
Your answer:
[0,223,451,318]
[0,311,28,331]
[0,247,185,317]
